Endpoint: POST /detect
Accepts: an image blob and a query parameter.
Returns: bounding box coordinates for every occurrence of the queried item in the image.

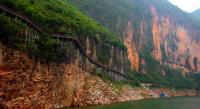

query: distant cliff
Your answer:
[70,0,200,74]
[1,0,200,108]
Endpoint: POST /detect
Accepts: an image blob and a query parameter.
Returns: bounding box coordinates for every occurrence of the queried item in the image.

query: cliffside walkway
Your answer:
[0,4,130,80]
[0,4,43,33]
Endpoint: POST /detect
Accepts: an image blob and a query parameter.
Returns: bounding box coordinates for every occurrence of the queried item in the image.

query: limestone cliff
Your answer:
[70,0,200,73]
[1,0,200,108]
[149,6,200,72]
[124,22,139,71]
[0,43,89,108]
[0,35,129,108]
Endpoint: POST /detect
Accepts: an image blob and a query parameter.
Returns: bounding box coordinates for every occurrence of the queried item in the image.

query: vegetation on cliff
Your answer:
[1,0,200,90]
[0,0,126,50]
[70,0,200,89]
[0,0,128,65]
[130,66,197,89]
[0,13,75,62]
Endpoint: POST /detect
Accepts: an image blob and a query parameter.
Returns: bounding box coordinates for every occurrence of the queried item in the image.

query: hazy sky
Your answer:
[168,0,200,13]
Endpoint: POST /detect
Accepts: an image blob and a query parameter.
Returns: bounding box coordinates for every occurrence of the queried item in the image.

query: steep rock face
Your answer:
[149,6,200,71]
[0,44,89,108]
[151,6,162,61]
[70,0,200,73]
[81,36,130,75]
[123,5,200,72]
[0,33,129,108]
[0,0,129,79]
[0,42,122,108]
[124,22,139,71]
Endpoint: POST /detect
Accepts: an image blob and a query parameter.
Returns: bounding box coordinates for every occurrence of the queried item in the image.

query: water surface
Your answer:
[66,97,200,109]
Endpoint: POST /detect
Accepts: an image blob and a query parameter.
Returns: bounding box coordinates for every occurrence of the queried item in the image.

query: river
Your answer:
[65,97,200,109]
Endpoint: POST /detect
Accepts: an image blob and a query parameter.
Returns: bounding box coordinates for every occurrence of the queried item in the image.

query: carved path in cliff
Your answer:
[0,4,130,80]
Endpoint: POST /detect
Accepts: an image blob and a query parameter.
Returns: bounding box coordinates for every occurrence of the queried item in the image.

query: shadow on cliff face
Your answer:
[0,44,90,108]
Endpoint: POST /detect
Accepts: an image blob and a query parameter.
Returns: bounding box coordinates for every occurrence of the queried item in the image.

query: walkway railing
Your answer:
[0,4,43,33]
[0,4,130,80]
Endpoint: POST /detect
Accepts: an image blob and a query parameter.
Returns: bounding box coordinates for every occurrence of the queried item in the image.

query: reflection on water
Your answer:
[65,97,200,109]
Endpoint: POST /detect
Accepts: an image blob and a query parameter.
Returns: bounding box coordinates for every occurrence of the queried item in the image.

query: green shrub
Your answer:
[128,65,197,89]
[0,0,126,50]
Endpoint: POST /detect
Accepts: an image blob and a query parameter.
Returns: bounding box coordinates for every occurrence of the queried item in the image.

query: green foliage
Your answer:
[69,0,200,89]
[94,68,139,88]
[130,44,198,89]
[190,73,200,90]
[97,43,111,64]
[94,68,114,82]
[0,13,26,47]
[27,35,76,63]
[1,0,200,89]
[162,66,197,89]
[129,66,197,89]
[0,0,126,50]
[0,13,75,63]
[70,0,150,38]
[139,48,161,73]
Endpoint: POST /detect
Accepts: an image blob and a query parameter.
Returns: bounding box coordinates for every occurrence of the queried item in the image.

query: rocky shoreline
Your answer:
[0,46,199,109]
[72,75,199,107]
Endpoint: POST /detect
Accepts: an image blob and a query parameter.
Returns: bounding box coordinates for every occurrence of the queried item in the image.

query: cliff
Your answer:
[0,0,131,108]
[0,0,130,77]
[0,44,198,108]
[1,0,200,108]
[0,43,88,108]
[0,42,131,108]
[70,0,200,73]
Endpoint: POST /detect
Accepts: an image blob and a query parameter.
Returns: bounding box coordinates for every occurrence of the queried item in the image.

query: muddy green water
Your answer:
[66,97,200,109]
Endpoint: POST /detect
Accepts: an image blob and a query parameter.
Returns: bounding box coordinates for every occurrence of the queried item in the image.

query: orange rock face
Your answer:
[150,6,162,61]
[122,6,200,72]
[124,22,139,71]
[0,46,89,108]
[176,26,189,55]
[149,6,200,71]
